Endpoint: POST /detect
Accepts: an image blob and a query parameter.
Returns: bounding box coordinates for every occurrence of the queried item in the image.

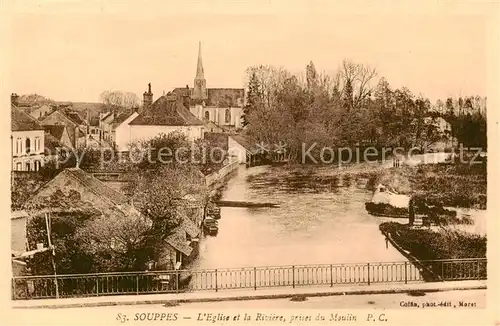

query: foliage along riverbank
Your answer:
[368,162,486,209]
[380,222,486,261]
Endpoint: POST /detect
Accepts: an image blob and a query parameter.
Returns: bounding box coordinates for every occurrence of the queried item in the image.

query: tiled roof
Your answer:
[129,95,203,126]
[43,125,66,141]
[101,112,113,122]
[67,112,87,125]
[111,110,136,128]
[165,229,193,256]
[31,168,129,208]
[229,134,260,154]
[180,216,200,238]
[64,168,129,206]
[41,110,78,128]
[11,105,44,131]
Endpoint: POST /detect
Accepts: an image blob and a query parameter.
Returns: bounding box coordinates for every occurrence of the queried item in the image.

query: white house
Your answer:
[11,105,45,171]
[127,92,204,147]
[228,134,259,164]
[112,111,139,151]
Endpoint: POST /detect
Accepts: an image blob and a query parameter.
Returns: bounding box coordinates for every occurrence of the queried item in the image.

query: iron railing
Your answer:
[11,258,486,300]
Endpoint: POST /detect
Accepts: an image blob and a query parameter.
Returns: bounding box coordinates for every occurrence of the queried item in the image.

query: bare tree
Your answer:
[338,59,377,109]
[100,90,139,109]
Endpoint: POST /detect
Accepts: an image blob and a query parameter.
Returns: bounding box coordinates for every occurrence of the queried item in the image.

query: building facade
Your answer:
[11,105,45,171]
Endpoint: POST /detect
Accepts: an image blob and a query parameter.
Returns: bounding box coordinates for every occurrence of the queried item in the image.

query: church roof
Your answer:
[173,87,244,108]
[129,94,203,126]
[11,105,44,132]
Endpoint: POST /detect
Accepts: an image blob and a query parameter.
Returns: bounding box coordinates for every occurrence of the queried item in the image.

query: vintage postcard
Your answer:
[1,1,499,325]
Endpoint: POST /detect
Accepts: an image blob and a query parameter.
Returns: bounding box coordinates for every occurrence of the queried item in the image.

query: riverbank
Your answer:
[369,162,486,209]
[380,222,486,260]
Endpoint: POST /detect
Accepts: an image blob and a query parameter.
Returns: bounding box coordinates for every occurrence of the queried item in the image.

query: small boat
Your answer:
[207,206,221,219]
[203,218,219,235]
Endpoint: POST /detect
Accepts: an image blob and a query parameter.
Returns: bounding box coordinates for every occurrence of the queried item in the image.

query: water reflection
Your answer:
[190,165,409,270]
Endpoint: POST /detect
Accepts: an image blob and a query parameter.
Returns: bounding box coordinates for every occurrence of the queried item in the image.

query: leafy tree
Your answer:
[125,164,208,234]
[75,211,154,272]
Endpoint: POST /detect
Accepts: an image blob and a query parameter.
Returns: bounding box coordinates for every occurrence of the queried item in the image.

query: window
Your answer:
[34,160,41,171]
[204,111,210,120]
[225,109,231,123]
[25,138,31,154]
[34,137,40,152]
[175,251,182,264]
[25,162,31,171]
[16,162,22,171]
[16,138,22,155]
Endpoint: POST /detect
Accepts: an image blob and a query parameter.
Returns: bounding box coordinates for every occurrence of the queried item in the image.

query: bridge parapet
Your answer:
[12,258,486,300]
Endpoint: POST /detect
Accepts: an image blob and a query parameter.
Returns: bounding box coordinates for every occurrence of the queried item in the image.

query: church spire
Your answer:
[193,41,207,100]
[196,41,204,79]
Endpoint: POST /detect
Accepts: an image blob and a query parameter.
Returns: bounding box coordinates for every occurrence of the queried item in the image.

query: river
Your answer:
[189,164,410,270]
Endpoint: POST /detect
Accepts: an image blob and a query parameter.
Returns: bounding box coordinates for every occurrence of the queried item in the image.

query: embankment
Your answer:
[205,159,240,198]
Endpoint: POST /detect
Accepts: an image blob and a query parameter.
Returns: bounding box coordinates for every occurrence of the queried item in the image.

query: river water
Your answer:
[190,164,410,270]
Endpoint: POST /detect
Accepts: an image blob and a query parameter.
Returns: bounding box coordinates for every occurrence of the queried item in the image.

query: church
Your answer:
[172,42,245,131]
[111,43,244,152]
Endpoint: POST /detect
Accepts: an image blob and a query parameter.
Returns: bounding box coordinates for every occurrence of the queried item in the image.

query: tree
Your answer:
[125,164,208,234]
[75,211,154,272]
[100,90,140,110]
[242,71,261,127]
[306,61,318,91]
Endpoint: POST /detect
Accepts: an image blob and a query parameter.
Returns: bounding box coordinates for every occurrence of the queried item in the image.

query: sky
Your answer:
[3,0,498,103]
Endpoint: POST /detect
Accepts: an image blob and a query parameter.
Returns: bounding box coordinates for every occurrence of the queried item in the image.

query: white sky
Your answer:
[2,0,498,102]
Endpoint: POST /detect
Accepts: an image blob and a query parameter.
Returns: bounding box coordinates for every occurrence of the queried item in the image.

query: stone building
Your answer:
[172,42,245,131]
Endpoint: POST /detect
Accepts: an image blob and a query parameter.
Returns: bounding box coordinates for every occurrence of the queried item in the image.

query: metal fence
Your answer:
[11,258,486,300]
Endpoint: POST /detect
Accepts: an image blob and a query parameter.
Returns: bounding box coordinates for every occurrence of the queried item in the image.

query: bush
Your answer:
[365,202,408,217]
[379,222,486,261]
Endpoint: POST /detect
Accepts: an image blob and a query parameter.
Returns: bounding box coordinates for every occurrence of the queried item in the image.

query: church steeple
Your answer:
[196,41,204,79]
[193,41,207,100]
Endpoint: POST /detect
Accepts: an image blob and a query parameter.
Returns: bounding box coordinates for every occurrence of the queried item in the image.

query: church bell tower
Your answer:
[193,42,208,100]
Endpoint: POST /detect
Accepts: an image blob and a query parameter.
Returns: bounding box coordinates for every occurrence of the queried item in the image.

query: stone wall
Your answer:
[205,158,239,190]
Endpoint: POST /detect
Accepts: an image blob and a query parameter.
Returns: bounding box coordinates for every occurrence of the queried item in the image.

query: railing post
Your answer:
[404,262,408,284]
[96,278,99,296]
[176,272,179,293]
[292,266,295,288]
[330,265,333,287]
[367,263,370,285]
[215,269,218,292]
[136,275,139,294]
[254,267,257,290]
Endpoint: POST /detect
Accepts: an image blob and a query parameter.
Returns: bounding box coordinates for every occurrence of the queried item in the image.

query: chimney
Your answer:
[143,83,153,112]
[11,93,19,106]
[183,85,191,109]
